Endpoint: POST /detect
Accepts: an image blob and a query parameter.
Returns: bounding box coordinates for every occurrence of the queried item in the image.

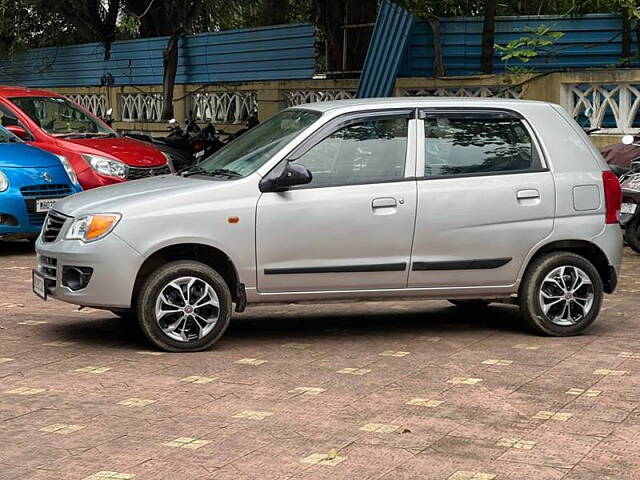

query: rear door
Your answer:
[408,109,556,288]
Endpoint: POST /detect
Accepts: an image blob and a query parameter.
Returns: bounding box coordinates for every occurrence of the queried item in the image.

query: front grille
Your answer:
[128,164,171,180]
[41,210,68,243]
[21,184,74,227]
[38,255,57,282]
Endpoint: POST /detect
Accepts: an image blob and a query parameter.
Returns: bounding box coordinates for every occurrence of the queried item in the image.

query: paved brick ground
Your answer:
[1,241,640,479]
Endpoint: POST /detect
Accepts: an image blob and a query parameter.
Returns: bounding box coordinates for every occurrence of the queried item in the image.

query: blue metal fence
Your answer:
[399,13,624,77]
[0,23,316,87]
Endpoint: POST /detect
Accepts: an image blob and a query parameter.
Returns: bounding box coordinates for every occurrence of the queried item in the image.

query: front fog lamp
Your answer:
[83,154,128,179]
[65,214,121,242]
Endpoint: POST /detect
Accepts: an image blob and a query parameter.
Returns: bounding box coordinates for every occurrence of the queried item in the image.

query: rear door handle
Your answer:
[517,189,540,200]
[372,197,397,209]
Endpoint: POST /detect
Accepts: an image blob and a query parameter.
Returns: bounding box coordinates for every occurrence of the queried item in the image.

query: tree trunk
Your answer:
[622,6,632,67]
[427,16,446,77]
[343,0,377,72]
[480,0,496,74]
[313,0,346,72]
[161,29,182,120]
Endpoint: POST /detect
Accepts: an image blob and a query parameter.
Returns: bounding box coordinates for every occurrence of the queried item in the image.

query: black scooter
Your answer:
[617,137,640,253]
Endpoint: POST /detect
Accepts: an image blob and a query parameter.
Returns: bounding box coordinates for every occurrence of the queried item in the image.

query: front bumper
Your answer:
[35,232,143,309]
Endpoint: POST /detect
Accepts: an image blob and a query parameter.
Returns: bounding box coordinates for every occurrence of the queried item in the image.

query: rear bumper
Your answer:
[592,224,623,293]
[35,233,142,309]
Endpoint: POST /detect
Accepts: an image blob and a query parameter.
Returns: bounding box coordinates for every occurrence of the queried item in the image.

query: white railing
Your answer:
[285,89,356,106]
[120,93,164,121]
[188,91,256,124]
[561,82,640,133]
[67,94,109,117]
[400,86,523,99]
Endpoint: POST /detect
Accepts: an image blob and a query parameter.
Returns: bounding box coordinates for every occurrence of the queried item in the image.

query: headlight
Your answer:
[65,213,121,242]
[0,171,7,192]
[55,154,79,185]
[83,154,128,179]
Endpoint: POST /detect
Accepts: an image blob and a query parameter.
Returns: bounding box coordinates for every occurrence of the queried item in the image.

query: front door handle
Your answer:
[517,189,540,200]
[372,197,397,209]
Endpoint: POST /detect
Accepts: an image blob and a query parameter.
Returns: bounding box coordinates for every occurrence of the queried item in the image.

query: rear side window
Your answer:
[423,114,540,177]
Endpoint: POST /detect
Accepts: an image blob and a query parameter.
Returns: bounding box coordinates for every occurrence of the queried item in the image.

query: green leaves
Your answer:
[494,24,564,69]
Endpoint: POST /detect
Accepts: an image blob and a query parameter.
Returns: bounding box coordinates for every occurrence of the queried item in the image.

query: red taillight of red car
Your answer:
[602,170,622,224]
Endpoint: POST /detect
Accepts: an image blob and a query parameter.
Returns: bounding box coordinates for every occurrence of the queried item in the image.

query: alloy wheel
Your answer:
[154,276,220,342]
[538,265,594,326]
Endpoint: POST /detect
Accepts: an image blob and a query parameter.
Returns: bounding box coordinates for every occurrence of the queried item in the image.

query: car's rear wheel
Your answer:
[136,260,232,352]
[519,252,602,336]
[448,299,491,308]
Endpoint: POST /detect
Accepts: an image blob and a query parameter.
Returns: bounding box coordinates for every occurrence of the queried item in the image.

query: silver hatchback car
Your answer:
[34,98,623,352]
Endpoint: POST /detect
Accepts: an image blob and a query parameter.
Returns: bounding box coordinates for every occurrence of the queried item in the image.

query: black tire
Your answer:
[448,299,491,308]
[624,215,640,254]
[519,252,603,336]
[136,260,232,352]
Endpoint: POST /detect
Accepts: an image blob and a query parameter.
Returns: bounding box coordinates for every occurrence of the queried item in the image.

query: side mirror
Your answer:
[106,107,113,116]
[260,163,312,192]
[169,118,177,124]
[622,134,634,145]
[5,125,30,140]
[631,160,640,172]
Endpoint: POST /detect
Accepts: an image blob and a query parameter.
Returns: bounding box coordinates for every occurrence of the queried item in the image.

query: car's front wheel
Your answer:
[519,252,603,336]
[136,260,232,352]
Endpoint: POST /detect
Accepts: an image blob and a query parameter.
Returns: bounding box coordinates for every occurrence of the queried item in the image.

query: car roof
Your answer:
[291,97,552,115]
[0,86,63,98]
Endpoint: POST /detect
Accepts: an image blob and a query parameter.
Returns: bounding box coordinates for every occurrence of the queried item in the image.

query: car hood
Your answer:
[0,143,62,168]
[54,174,230,217]
[56,136,166,167]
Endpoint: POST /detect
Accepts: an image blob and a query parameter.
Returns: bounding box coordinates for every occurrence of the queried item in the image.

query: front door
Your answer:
[408,109,556,288]
[256,113,418,293]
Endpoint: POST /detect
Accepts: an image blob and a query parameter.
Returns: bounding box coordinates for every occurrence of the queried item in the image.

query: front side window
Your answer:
[293,117,408,188]
[10,96,113,137]
[424,114,539,177]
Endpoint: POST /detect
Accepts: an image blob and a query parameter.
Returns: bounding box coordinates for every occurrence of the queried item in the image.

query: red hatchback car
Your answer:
[0,86,170,190]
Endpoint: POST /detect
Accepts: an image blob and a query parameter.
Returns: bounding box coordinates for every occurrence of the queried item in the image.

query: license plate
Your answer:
[36,198,61,213]
[621,202,637,214]
[32,269,47,300]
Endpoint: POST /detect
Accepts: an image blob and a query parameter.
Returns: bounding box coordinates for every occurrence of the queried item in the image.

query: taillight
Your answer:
[602,170,622,224]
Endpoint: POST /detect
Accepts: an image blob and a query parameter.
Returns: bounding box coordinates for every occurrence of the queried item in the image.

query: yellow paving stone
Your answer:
[179,375,215,384]
[565,388,602,397]
[288,386,325,395]
[118,398,156,407]
[234,358,267,366]
[76,366,112,374]
[4,387,45,395]
[448,472,496,480]
[136,351,164,356]
[282,342,311,349]
[593,369,628,376]
[82,471,135,479]
[232,410,273,420]
[359,422,400,433]
[0,357,14,364]
[40,423,85,434]
[336,367,370,375]
[447,377,483,385]
[300,453,346,466]
[496,437,536,449]
[533,410,573,421]
[482,359,513,366]
[619,351,640,359]
[42,341,74,347]
[406,398,443,408]
[0,302,24,308]
[164,437,211,449]
[17,320,47,325]
[379,350,410,357]
[512,343,540,350]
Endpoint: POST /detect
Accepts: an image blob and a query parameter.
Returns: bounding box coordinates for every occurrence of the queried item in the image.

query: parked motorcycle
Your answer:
[614,135,640,253]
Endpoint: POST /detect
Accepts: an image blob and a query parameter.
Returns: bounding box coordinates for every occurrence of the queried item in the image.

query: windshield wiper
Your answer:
[182,167,243,178]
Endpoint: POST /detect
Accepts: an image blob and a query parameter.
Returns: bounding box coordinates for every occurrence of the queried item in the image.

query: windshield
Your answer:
[196,109,322,177]
[10,96,114,137]
[0,125,20,143]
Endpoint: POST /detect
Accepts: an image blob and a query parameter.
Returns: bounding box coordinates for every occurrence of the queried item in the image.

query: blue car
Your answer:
[0,126,81,240]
